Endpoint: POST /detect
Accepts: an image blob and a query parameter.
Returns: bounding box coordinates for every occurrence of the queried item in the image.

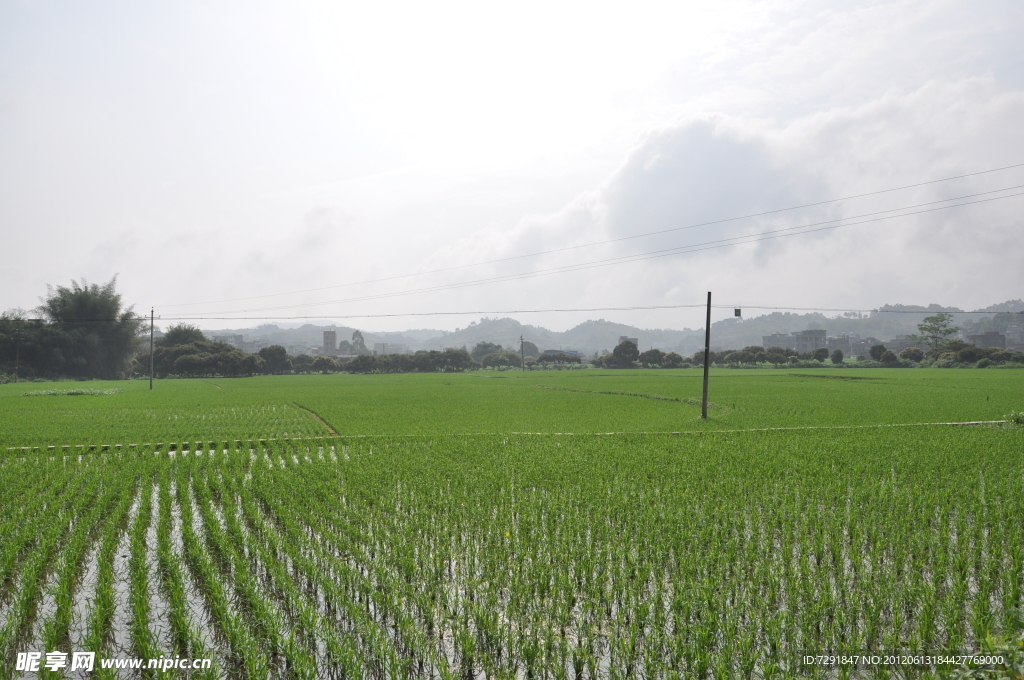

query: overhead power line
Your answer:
[158,161,1024,309]
[171,186,1024,317]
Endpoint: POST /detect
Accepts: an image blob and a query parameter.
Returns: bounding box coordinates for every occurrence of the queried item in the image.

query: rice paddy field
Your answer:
[1,368,1022,678]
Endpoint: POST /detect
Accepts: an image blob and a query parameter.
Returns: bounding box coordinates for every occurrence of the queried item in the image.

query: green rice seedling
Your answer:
[128,469,161,671]
[85,475,137,679]
[0,476,99,666]
[228,469,365,676]
[0,471,73,594]
[155,466,215,673]
[174,463,269,679]
[198,468,318,676]
[38,476,123,679]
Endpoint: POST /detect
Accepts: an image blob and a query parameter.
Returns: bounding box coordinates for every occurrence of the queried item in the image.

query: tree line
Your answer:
[0,278,142,380]
[4,283,1019,381]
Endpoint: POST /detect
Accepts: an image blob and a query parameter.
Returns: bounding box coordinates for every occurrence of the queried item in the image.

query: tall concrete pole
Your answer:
[702,292,711,419]
[148,307,153,391]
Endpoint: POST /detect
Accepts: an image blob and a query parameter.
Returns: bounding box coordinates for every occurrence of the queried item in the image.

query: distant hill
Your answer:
[418,318,701,354]
[200,299,1023,355]
[972,299,1024,313]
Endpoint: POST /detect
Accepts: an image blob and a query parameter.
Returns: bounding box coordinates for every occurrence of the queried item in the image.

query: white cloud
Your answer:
[413,78,1024,330]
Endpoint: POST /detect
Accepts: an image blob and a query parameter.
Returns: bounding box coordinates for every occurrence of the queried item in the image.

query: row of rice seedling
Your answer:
[1,426,1022,678]
[155,466,215,673]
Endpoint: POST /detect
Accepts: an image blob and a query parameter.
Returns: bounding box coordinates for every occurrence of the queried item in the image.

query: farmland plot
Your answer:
[1,426,1022,678]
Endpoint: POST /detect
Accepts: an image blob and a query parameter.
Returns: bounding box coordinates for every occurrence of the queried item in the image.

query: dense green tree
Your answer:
[311,355,337,373]
[152,340,257,378]
[638,348,665,367]
[258,345,291,374]
[157,324,206,347]
[869,344,888,361]
[662,351,684,368]
[344,348,476,373]
[521,340,539,358]
[722,349,757,365]
[173,354,206,377]
[351,330,366,352]
[471,341,504,363]
[33,277,144,379]
[899,347,924,362]
[812,347,830,362]
[482,351,522,368]
[613,340,639,365]
[291,354,315,373]
[880,350,899,366]
[956,346,985,364]
[911,313,959,349]
[538,352,582,365]
[831,349,844,364]
[691,349,721,365]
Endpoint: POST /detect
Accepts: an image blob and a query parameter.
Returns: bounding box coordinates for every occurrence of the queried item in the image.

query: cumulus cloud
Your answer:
[419,78,1024,329]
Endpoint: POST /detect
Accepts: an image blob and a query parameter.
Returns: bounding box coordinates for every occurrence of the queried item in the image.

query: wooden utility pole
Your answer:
[148,307,153,387]
[701,292,711,419]
[520,335,525,372]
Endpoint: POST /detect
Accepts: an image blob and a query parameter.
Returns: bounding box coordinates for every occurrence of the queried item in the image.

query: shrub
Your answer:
[1007,411,1024,426]
[880,350,899,366]
[956,346,985,364]
[976,358,992,368]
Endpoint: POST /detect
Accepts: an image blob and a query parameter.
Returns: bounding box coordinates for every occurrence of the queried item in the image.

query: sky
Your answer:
[2,0,1023,333]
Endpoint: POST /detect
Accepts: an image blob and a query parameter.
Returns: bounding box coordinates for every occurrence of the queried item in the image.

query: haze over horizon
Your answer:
[3,1,1022,333]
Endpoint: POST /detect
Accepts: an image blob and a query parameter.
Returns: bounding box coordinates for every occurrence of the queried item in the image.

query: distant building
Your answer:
[851,337,880,357]
[1005,323,1024,352]
[373,343,409,355]
[791,330,827,353]
[323,330,337,355]
[966,332,1005,349]
[762,333,790,349]
[240,339,267,353]
[618,336,638,346]
[883,335,920,354]
[826,335,852,355]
